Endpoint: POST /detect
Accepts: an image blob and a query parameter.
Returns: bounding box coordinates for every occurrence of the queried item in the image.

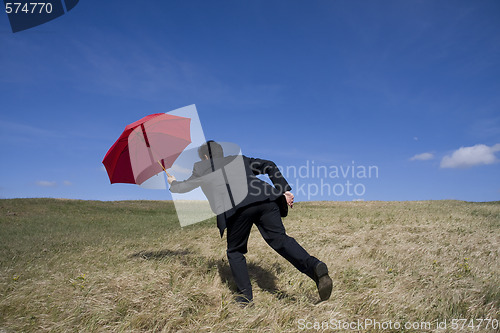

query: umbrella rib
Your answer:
[140,124,151,148]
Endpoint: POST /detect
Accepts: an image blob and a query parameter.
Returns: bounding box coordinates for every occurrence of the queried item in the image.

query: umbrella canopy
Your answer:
[103,113,191,185]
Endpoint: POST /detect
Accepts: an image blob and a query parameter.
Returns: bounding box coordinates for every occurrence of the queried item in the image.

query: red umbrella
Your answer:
[102,113,191,185]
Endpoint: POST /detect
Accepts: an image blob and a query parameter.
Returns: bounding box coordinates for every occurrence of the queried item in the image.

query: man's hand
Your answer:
[167,172,176,185]
[284,191,294,208]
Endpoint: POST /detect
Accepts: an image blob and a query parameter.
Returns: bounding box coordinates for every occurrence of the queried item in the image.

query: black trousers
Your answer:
[225,200,319,301]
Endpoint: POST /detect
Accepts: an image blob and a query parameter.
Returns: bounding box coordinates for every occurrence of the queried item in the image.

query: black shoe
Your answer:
[235,295,253,308]
[314,262,332,302]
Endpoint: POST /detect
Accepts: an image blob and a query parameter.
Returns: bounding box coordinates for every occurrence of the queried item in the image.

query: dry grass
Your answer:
[0,199,499,332]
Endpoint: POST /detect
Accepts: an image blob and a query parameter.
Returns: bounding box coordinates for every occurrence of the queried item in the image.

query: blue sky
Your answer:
[1,0,499,202]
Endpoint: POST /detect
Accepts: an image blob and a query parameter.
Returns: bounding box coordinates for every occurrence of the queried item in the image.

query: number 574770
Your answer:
[5,2,53,14]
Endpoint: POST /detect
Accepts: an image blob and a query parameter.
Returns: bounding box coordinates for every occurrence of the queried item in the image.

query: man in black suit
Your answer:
[168,141,332,305]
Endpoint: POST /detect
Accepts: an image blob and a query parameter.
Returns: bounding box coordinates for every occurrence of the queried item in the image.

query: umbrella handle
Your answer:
[157,160,172,177]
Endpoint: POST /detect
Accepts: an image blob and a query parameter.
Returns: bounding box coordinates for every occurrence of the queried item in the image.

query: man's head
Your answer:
[198,140,224,160]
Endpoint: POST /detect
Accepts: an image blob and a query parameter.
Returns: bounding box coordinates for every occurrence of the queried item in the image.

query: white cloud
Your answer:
[410,152,434,161]
[63,180,72,186]
[36,181,57,187]
[440,143,500,169]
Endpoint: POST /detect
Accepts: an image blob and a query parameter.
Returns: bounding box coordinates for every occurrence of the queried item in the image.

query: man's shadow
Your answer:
[207,258,296,301]
[130,249,295,301]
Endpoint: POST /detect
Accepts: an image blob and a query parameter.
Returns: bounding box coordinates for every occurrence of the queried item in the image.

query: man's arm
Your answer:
[248,157,294,207]
[168,169,203,193]
[247,157,292,194]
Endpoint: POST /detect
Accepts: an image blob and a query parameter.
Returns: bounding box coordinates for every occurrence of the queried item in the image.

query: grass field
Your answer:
[0,199,499,332]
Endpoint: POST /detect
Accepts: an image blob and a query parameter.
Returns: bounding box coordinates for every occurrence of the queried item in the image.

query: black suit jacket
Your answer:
[169,155,291,237]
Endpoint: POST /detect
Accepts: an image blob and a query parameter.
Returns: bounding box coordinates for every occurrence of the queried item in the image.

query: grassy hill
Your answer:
[0,199,499,332]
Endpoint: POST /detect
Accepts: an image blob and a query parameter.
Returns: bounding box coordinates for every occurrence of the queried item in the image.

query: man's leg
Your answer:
[256,201,332,301]
[226,207,256,303]
[255,201,319,278]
